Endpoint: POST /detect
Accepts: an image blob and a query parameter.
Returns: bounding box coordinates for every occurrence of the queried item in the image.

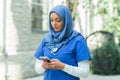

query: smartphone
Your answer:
[39,56,51,62]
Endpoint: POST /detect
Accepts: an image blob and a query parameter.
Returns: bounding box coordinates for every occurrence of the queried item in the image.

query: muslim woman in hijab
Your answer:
[34,5,92,80]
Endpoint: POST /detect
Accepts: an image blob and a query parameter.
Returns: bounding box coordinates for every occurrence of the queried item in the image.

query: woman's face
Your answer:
[50,13,63,32]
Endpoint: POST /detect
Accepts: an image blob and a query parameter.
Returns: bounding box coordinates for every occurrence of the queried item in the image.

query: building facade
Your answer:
[0,0,65,54]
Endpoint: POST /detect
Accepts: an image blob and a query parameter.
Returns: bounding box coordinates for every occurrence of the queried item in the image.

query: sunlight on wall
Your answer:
[0,63,22,80]
[53,0,65,6]
[8,63,22,80]
[0,0,3,52]
[1,0,19,55]
[0,63,5,80]
[93,15,103,31]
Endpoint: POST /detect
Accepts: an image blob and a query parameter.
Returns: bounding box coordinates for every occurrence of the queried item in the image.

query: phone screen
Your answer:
[40,56,51,62]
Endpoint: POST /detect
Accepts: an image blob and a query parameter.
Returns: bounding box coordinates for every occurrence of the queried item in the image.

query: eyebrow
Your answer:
[50,18,61,20]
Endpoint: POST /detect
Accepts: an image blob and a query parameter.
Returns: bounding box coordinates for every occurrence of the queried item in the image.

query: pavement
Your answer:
[25,74,120,80]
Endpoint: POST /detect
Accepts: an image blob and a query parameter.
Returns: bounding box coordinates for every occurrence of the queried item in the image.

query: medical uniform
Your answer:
[35,34,91,80]
[34,5,91,80]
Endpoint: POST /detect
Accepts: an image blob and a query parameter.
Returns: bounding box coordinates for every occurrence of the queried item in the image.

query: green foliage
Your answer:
[85,0,120,75]
[87,31,120,75]
[116,56,120,73]
[115,17,120,26]
[91,42,119,75]
[116,45,120,73]
[96,0,120,44]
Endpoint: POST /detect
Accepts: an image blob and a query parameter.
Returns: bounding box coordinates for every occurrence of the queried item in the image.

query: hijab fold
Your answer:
[44,5,79,53]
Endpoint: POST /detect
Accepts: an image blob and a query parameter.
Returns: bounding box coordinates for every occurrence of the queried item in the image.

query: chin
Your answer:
[54,30,60,32]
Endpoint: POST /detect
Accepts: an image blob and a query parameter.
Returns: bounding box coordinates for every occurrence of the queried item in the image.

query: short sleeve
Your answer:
[75,36,92,62]
[34,40,45,59]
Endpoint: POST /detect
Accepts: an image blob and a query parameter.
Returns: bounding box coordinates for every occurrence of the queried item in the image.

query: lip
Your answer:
[53,27,59,31]
[53,26,58,29]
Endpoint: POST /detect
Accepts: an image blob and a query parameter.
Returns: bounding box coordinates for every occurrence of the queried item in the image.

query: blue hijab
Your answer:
[44,5,79,53]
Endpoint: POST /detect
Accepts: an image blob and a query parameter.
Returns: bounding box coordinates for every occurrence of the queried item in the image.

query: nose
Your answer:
[52,21,57,26]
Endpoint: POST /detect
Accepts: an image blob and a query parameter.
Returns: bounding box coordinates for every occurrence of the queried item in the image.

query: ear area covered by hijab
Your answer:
[49,5,73,40]
[44,5,79,53]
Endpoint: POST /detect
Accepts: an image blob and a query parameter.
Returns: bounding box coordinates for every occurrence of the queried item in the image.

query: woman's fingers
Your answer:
[42,59,65,69]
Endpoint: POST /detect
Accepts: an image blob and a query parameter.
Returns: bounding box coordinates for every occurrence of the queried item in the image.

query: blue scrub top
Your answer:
[35,35,91,80]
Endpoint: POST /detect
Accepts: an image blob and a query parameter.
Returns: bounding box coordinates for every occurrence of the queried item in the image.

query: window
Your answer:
[32,0,49,33]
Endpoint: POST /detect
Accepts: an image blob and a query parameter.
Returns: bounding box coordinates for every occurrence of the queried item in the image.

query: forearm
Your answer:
[63,60,90,78]
[35,59,45,74]
[35,59,90,78]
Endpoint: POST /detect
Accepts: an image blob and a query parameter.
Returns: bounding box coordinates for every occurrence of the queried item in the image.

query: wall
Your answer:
[0,0,46,54]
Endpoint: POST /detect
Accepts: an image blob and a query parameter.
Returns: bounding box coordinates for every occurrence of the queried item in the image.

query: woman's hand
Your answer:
[41,59,65,70]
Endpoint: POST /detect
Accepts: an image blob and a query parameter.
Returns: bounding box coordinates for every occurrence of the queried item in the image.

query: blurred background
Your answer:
[0,0,120,80]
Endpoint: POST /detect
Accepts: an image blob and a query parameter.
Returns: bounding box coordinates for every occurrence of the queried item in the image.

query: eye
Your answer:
[50,19,53,22]
[56,19,62,22]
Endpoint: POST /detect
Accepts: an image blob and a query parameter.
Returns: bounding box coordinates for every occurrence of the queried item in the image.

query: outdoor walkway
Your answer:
[25,74,120,80]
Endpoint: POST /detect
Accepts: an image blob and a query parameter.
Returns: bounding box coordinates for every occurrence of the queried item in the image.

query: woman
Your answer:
[34,5,92,80]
